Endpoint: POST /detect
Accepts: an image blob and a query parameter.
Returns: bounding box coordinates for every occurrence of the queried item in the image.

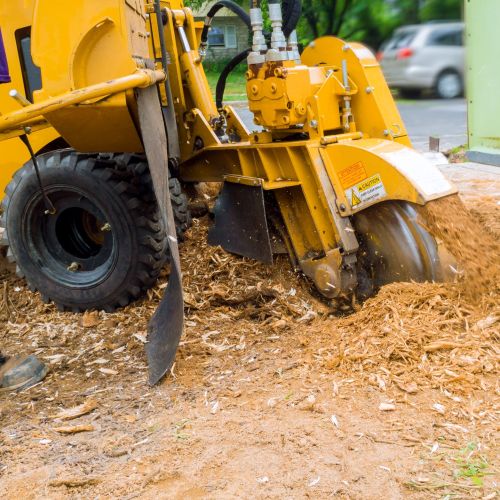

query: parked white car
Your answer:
[379,22,464,99]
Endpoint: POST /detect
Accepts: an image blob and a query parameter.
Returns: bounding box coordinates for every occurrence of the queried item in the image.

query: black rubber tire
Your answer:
[0,150,190,312]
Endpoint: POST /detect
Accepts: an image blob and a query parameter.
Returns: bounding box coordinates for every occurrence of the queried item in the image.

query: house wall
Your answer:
[199,17,249,61]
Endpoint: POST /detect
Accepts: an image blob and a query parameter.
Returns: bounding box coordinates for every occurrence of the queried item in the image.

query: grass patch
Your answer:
[205,69,247,102]
[454,442,490,487]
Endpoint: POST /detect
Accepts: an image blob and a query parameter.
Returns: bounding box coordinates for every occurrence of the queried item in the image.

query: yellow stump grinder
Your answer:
[0,0,456,383]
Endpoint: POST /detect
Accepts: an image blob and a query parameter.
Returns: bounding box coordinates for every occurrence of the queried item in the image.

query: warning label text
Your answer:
[344,173,386,208]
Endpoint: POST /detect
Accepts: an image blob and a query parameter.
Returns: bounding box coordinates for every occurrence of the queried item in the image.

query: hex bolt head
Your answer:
[100,222,112,232]
[339,203,347,212]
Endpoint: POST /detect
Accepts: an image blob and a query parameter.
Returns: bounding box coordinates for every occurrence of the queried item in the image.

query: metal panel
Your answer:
[208,182,273,264]
[466,0,500,165]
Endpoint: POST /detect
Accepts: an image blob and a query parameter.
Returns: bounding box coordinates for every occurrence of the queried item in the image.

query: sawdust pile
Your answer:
[314,282,499,394]
[179,217,324,320]
[468,197,500,236]
[0,197,497,419]
[419,194,500,298]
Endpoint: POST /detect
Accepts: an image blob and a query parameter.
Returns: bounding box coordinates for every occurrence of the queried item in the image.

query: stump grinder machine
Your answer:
[0,0,456,384]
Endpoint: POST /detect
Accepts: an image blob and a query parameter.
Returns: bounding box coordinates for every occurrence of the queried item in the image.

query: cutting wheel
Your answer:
[352,201,453,298]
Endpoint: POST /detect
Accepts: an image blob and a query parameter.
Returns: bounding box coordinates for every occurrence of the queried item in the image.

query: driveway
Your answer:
[398,98,467,152]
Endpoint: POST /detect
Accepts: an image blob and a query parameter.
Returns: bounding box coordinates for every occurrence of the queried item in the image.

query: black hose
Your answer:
[215,48,250,110]
[282,0,302,38]
[200,0,251,48]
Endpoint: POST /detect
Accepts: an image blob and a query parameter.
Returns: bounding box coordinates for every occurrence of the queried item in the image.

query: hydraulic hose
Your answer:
[215,48,250,110]
[282,0,302,38]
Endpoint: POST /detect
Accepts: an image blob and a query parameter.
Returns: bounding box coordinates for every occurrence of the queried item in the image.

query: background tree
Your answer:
[185,0,463,51]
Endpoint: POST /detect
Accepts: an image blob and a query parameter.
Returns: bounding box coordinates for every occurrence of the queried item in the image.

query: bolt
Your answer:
[270,83,277,93]
[339,203,346,212]
[343,44,350,52]
[251,85,259,95]
[295,104,306,115]
[309,119,318,129]
[67,262,81,272]
[100,222,111,232]
[365,86,374,94]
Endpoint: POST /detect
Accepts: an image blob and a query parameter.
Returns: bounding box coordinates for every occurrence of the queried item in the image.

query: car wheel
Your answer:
[435,70,463,99]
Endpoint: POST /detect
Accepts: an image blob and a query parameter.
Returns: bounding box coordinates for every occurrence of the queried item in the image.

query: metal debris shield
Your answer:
[136,84,184,385]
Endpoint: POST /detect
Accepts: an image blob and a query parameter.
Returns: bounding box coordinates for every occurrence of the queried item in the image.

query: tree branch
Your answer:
[326,0,339,35]
[333,0,352,35]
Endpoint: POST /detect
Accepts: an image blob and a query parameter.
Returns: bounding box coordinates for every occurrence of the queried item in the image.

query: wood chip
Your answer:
[52,398,98,421]
[53,424,95,434]
[49,477,101,488]
[379,402,396,411]
[99,368,118,375]
[81,311,99,328]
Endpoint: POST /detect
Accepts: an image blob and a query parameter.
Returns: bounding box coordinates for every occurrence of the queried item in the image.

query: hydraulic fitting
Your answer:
[247,7,267,65]
[266,0,287,62]
[287,30,301,64]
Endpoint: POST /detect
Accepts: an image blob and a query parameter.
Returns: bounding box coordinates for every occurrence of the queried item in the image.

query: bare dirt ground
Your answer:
[0,165,498,499]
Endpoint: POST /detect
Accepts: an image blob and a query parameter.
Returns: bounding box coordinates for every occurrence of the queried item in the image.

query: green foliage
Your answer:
[420,0,463,21]
[297,0,463,50]
[185,0,463,51]
[184,0,209,10]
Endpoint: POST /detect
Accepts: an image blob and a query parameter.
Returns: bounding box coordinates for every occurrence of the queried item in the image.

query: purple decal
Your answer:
[0,29,11,83]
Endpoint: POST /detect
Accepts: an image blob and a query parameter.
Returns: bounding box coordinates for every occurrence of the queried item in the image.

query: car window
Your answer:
[384,29,418,51]
[427,28,463,47]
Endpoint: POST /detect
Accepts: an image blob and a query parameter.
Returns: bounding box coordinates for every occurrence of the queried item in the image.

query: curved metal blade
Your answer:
[353,201,455,290]
[136,85,183,385]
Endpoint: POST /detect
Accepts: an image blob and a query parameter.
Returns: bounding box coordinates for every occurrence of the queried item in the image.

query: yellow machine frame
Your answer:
[0,0,456,299]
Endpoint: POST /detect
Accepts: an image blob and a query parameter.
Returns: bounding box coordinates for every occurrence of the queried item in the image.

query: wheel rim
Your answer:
[23,187,117,288]
[353,201,453,294]
[438,73,461,99]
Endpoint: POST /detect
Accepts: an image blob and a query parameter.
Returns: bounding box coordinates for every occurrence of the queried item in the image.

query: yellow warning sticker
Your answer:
[345,173,386,209]
[351,190,362,207]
